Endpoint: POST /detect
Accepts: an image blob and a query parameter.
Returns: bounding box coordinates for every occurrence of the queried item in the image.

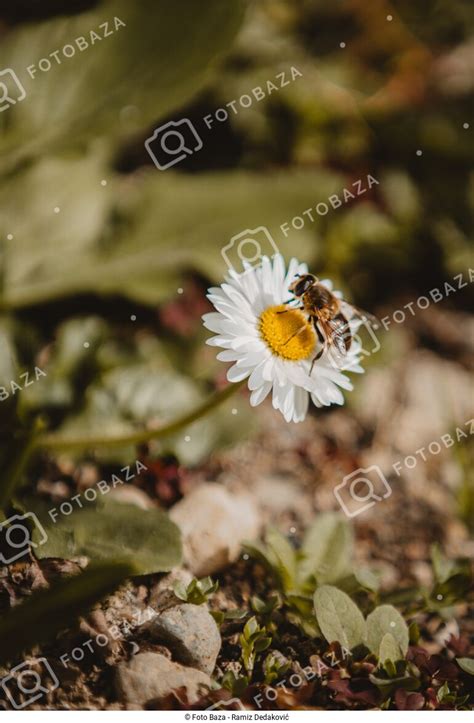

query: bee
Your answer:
[281,273,379,374]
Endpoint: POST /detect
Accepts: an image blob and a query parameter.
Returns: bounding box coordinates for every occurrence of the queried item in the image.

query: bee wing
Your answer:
[317,315,351,355]
[340,301,380,329]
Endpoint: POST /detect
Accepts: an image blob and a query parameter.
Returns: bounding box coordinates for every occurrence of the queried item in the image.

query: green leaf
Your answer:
[408,621,420,645]
[430,543,455,584]
[2,168,342,310]
[286,593,319,631]
[265,527,297,593]
[369,673,420,692]
[0,155,114,312]
[437,681,451,703]
[254,636,272,653]
[243,539,279,573]
[243,616,259,640]
[456,657,474,675]
[224,609,247,621]
[354,567,380,593]
[300,512,353,585]
[0,0,246,165]
[210,611,225,626]
[313,585,366,650]
[0,561,136,665]
[176,576,218,605]
[172,580,189,602]
[244,527,300,593]
[366,605,409,658]
[30,498,182,575]
[378,633,402,664]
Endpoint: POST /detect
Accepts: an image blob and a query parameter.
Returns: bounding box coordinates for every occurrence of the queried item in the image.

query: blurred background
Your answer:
[0,0,473,709]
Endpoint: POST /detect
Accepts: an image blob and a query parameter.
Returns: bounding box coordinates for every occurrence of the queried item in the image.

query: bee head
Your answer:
[288,273,318,297]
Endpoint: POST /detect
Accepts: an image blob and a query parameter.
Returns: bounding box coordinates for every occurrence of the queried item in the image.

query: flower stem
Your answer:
[35,380,245,452]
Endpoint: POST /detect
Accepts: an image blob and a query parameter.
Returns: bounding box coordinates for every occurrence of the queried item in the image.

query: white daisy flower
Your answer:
[203,254,365,423]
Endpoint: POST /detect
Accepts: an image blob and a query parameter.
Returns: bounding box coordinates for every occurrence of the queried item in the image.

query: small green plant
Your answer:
[250,593,281,632]
[313,584,409,662]
[240,616,272,678]
[219,616,273,696]
[173,576,218,605]
[244,514,379,635]
[262,651,291,685]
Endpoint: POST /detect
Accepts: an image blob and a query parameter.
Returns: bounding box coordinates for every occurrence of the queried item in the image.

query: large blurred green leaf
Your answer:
[31,498,182,575]
[2,167,345,309]
[0,154,113,309]
[20,317,255,465]
[0,0,246,165]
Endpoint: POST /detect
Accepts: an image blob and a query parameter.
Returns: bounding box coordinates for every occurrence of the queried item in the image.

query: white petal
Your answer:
[260,256,274,296]
[262,356,275,382]
[249,381,272,406]
[211,298,256,324]
[227,364,252,383]
[202,312,228,334]
[311,391,323,408]
[218,318,255,337]
[272,254,285,299]
[294,386,309,422]
[248,362,266,390]
[319,278,333,290]
[230,336,265,352]
[282,385,295,418]
[221,283,251,308]
[217,349,245,362]
[272,382,285,410]
[284,257,300,288]
[206,336,234,348]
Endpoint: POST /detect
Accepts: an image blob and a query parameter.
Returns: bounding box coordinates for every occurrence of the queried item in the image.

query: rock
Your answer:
[147,603,221,675]
[108,484,154,510]
[169,483,261,576]
[115,652,211,709]
[358,351,473,454]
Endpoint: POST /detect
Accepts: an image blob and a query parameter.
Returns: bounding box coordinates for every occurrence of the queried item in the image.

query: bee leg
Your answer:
[282,324,307,346]
[309,323,326,375]
[277,300,303,314]
[309,346,326,375]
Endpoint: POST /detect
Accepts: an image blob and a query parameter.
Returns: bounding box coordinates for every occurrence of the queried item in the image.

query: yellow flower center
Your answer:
[259,305,315,361]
